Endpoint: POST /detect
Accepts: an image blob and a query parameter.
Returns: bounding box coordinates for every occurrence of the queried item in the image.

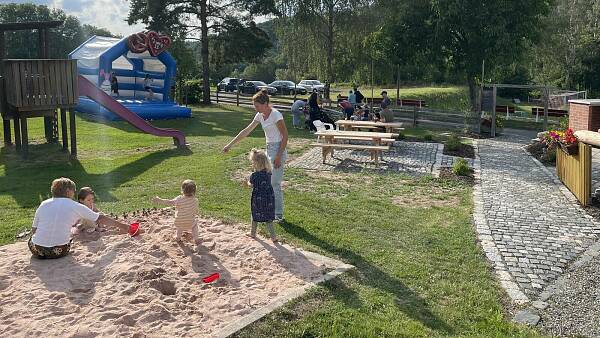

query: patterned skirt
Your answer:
[28,238,71,259]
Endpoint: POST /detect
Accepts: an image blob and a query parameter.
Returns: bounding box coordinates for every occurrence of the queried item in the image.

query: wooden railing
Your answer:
[556,142,592,206]
[3,59,78,110]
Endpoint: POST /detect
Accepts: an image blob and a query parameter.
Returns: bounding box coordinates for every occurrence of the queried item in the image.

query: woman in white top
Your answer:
[223,90,289,221]
[28,177,130,259]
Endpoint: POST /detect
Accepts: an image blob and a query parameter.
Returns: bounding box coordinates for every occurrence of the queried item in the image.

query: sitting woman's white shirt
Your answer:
[31,198,100,247]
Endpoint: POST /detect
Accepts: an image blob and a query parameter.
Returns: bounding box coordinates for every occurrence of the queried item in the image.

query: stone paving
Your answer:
[288,141,440,174]
[475,134,600,303]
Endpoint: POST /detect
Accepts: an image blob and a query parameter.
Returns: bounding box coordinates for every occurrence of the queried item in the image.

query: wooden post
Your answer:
[14,118,21,150]
[20,117,28,157]
[413,105,418,127]
[491,86,497,138]
[543,86,549,131]
[69,110,77,157]
[60,108,68,151]
[216,89,219,104]
[236,88,239,106]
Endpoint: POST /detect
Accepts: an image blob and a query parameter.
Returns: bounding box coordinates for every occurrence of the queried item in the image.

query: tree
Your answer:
[430,0,550,109]
[82,24,119,38]
[377,0,550,108]
[277,0,368,95]
[127,0,278,104]
[0,4,117,59]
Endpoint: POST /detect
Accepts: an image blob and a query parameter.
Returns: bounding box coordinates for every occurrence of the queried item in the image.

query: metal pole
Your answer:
[371,57,374,111]
[491,85,497,137]
[396,64,400,107]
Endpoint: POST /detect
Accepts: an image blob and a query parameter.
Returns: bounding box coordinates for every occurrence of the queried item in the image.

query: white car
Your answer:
[297,80,325,93]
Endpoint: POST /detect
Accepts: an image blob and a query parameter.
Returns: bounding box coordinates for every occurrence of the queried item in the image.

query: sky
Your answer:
[4,0,146,36]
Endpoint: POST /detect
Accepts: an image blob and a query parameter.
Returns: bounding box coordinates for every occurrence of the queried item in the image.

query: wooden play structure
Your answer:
[0,21,79,157]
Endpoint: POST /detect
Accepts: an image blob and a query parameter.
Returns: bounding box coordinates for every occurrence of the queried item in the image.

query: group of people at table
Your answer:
[290,87,395,131]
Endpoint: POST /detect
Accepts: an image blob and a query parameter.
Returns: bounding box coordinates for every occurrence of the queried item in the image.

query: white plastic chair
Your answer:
[313,120,334,132]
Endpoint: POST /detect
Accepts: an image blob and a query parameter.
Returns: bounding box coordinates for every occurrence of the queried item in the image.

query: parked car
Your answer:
[237,80,277,95]
[217,77,240,92]
[297,79,325,92]
[268,80,307,95]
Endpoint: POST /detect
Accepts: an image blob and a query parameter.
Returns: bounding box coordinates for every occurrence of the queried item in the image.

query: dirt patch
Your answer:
[439,167,475,186]
[525,141,556,167]
[443,143,475,159]
[392,194,460,208]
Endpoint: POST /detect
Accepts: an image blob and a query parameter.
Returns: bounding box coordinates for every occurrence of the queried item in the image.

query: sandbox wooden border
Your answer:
[212,250,354,338]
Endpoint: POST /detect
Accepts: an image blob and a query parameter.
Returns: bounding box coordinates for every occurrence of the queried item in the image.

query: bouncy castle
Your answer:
[69,31,191,120]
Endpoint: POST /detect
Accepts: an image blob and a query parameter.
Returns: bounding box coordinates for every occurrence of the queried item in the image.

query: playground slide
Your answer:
[77,75,186,146]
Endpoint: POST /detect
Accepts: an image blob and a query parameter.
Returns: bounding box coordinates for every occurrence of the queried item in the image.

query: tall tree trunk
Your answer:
[325,2,334,100]
[200,0,211,104]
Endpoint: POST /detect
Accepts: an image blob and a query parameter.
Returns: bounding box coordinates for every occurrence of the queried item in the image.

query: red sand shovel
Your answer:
[128,222,140,237]
[202,273,220,284]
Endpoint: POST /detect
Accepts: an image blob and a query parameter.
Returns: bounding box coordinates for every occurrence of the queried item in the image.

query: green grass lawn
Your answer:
[0,106,541,337]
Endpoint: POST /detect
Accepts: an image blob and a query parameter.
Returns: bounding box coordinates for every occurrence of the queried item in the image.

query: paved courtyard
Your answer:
[288,141,441,174]
[475,134,600,303]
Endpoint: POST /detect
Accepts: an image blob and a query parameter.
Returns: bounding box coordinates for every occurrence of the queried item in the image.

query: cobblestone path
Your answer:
[475,135,600,303]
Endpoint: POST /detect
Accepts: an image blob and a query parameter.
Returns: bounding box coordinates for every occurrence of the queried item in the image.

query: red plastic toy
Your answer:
[128,222,140,237]
[202,273,220,283]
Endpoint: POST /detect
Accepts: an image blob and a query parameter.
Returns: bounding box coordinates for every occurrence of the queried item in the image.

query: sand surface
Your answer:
[0,208,334,337]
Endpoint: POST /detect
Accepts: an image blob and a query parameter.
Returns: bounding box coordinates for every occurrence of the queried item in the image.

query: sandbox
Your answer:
[0,209,352,337]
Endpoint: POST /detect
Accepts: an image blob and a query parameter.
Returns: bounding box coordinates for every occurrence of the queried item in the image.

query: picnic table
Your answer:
[335,120,404,133]
[312,130,399,166]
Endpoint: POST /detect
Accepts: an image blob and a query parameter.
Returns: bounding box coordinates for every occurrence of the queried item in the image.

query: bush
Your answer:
[559,116,569,130]
[183,79,203,104]
[423,133,434,141]
[445,134,462,151]
[396,132,405,140]
[542,147,557,163]
[453,158,471,176]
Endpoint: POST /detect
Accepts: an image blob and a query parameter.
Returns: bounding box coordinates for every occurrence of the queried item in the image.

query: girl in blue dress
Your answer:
[246,148,277,242]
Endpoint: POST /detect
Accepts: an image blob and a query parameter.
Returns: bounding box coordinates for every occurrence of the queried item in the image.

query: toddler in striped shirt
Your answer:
[153,179,200,245]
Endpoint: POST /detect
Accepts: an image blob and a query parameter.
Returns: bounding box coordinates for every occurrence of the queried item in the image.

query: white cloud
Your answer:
[47,0,146,36]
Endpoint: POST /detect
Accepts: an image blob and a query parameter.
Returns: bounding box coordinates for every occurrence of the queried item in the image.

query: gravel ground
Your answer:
[538,255,600,337]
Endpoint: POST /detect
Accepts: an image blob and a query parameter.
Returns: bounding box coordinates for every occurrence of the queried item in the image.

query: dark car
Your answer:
[237,80,277,95]
[217,77,240,92]
[268,80,307,95]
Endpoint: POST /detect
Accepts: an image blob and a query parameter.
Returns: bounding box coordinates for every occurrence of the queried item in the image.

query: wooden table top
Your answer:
[315,130,398,139]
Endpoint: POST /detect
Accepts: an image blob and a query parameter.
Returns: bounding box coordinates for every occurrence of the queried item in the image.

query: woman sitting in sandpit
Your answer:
[28,177,130,259]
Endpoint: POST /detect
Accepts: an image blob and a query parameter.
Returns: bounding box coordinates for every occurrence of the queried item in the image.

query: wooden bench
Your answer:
[495,105,515,113]
[532,107,568,117]
[311,143,390,166]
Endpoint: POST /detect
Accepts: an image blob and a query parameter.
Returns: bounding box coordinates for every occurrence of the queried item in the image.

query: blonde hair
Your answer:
[51,177,76,198]
[181,179,197,196]
[252,89,270,105]
[249,148,272,172]
[77,187,95,202]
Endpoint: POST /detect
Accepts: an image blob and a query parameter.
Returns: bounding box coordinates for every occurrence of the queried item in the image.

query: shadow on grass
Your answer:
[0,145,192,208]
[280,220,454,335]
